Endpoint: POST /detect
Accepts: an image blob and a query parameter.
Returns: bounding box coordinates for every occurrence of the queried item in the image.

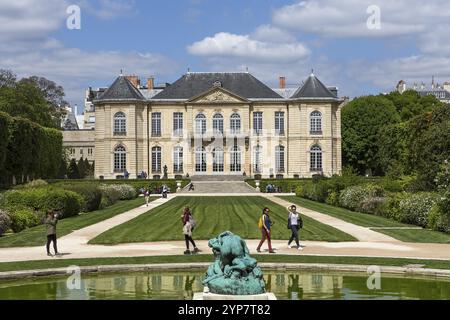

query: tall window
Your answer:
[173,146,183,173]
[113,112,126,135]
[152,146,162,173]
[275,145,285,173]
[195,147,206,172]
[253,112,263,135]
[275,111,285,135]
[114,145,126,172]
[173,112,183,136]
[195,114,206,135]
[230,113,241,134]
[310,111,322,134]
[213,148,224,172]
[152,113,161,137]
[310,145,323,171]
[253,145,262,173]
[230,145,241,172]
[213,113,224,135]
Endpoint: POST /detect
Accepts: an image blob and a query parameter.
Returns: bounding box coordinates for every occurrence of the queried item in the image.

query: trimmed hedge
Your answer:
[0,210,11,236]
[57,183,102,212]
[1,187,83,219]
[7,207,39,233]
[0,112,63,188]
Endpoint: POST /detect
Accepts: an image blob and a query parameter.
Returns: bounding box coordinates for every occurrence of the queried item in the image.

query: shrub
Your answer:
[8,207,39,233]
[23,179,48,189]
[339,184,385,212]
[113,184,137,200]
[360,197,387,215]
[98,185,122,207]
[325,191,340,206]
[58,183,102,212]
[428,188,450,232]
[0,210,11,236]
[396,192,439,227]
[2,188,83,219]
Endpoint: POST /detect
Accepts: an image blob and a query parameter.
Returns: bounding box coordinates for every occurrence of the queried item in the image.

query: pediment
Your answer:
[188,87,248,104]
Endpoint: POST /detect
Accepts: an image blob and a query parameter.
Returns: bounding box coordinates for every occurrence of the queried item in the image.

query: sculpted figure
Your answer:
[203,231,266,295]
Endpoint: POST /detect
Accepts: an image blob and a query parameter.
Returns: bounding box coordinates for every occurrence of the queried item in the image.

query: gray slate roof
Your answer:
[62,112,79,130]
[152,72,283,100]
[96,76,145,102]
[291,74,337,99]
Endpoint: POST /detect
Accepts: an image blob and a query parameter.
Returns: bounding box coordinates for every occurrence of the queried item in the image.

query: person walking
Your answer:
[162,184,169,198]
[45,210,60,256]
[181,207,199,254]
[287,205,303,250]
[144,188,150,207]
[257,207,275,253]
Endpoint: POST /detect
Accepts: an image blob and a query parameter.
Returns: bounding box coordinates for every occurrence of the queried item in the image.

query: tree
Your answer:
[342,95,401,175]
[377,122,409,178]
[58,158,67,179]
[384,90,443,121]
[0,69,17,88]
[67,159,80,179]
[84,158,92,178]
[77,157,87,179]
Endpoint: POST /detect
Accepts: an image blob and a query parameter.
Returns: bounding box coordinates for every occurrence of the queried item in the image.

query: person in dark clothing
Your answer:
[181,207,199,254]
[287,205,303,250]
[45,211,60,256]
[257,207,275,253]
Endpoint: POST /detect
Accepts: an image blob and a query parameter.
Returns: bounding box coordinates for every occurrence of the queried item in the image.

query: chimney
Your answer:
[125,75,140,88]
[147,76,154,90]
[279,76,286,89]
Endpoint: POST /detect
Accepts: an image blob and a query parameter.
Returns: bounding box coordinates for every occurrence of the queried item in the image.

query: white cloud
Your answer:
[187,32,309,63]
[272,0,450,38]
[251,25,296,43]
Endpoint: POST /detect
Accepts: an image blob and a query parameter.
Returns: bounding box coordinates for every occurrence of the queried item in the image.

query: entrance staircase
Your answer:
[180,175,257,194]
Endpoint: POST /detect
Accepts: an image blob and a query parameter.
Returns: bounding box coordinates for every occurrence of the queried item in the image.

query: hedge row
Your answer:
[296,180,448,233]
[0,181,139,235]
[0,112,63,188]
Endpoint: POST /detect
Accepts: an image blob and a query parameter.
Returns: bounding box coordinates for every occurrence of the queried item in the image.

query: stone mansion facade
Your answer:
[68,72,345,179]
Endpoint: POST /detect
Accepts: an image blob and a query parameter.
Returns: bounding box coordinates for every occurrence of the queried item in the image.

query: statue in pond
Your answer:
[203,231,266,295]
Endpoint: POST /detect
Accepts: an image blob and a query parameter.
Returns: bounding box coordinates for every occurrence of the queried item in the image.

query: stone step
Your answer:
[190,175,246,182]
[180,181,257,194]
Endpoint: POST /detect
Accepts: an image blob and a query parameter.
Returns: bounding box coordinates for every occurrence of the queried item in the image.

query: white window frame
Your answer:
[113,112,126,135]
[275,145,285,173]
[173,146,183,173]
[195,114,206,135]
[213,113,224,135]
[310,111,322,134]
[253,112,263,135]
[114,145,126,173]
[275,111,285,135]
[152,146,162,173]
[152,113,162,137]
[230,113,241,134]
[310,145,323,171]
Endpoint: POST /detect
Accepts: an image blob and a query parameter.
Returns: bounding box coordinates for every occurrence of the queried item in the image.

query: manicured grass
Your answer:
[1,255,450,272]
[0,197,149,248]
[280,196,450,243]
[90,196,356,244]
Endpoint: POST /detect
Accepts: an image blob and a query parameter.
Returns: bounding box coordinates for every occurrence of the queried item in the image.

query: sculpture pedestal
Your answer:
[193,287,277,300]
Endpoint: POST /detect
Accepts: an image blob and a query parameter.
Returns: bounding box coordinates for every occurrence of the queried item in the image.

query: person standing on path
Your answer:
[45,210,59,256]
[257,207,275,253]
[144,188,150,207]
[181,207,199,254]
[287,205,303,250]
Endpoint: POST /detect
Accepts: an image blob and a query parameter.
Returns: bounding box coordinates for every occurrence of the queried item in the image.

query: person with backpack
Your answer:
[181,207,199,254]
[287,205,303,250]
[257,207,275,253]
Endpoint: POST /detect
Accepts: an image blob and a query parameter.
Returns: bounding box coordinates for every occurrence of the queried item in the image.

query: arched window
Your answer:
[230,145,241,172]
[213,148,224,172]
[310,145,322,171]
[114,145,126,172]
[114,112,126,135]
[173,146,183,173]
[152,146,162,173]
[195,147,207,172]
[213,113,224,135]
[253,145,262,173]
[195,114,206,135]
[230,113,241,134]
[275,145,285,173]
[310,111,322,134]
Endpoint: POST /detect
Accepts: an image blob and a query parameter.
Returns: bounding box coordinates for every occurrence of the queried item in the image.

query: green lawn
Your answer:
[1,255,450,272]
[90,196,356,244]
[0,197,148,248]
[280,196,450,243]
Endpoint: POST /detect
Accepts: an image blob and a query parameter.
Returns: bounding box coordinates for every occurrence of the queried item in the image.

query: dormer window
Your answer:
[213,80,222,87]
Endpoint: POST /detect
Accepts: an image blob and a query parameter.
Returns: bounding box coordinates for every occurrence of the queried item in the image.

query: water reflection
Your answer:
[0,270,449,300]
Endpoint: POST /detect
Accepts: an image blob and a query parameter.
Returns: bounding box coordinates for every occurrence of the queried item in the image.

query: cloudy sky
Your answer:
[1,0,450,111]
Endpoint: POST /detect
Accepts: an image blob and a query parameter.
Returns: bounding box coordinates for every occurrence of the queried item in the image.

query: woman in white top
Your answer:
[287,205,303,250]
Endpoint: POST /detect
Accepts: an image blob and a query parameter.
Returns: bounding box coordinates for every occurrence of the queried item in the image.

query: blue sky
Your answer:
[1,0,450,111]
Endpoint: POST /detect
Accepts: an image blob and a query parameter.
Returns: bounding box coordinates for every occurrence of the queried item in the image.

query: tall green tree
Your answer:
[67,159,80,179]
[342,95,401,175]
[77,157,87,179]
